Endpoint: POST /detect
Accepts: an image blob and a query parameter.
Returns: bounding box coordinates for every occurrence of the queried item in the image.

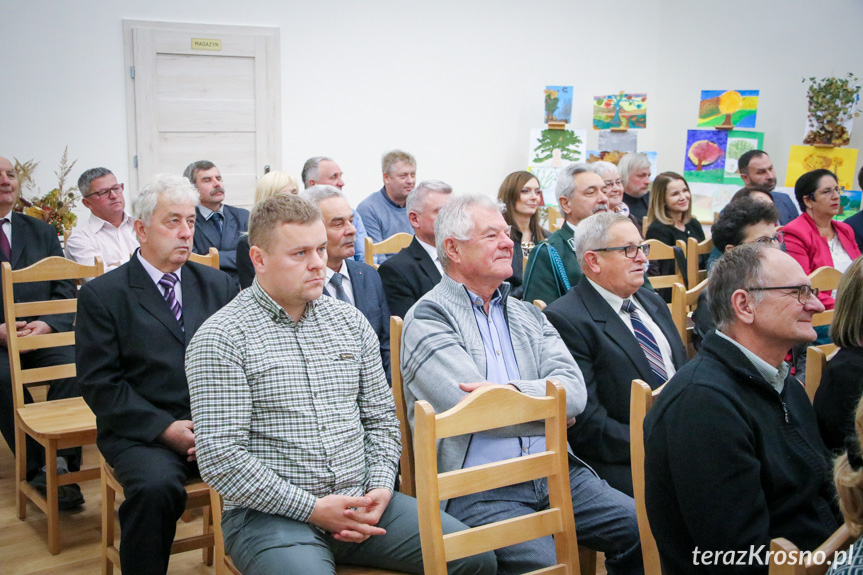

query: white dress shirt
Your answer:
[416,237,443,275]
[324,260,355,305]
[66,212,138,274]
[137,251,183,305]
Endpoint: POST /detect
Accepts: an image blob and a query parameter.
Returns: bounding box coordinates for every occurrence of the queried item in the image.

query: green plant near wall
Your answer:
[802,73,861,147]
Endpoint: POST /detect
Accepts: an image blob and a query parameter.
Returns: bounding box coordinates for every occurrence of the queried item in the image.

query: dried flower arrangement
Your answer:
[802,74,861,147]
[13,147,80,234]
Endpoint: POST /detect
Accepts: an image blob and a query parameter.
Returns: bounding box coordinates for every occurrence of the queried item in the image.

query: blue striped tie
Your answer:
[159,273,184,331]
[621,299,667,385]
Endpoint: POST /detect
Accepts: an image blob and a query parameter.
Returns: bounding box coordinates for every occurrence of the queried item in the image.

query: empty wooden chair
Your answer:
[187,247,220,269]
[768,524,853,575]
[364,233,414,268]
[630,378,664,575]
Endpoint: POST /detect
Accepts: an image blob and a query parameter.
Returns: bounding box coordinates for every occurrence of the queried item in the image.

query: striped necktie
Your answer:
[159,273,184,331]
[329,272,351,304]
[211,212,224,234]
[621,298,667,385]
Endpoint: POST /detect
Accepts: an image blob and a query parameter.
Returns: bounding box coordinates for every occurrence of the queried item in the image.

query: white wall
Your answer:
[2,0,862,216]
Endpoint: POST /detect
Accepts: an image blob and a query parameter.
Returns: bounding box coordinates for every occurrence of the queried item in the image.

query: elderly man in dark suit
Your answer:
[300,185,391,382]
[545,212,687,496]
[184,160,250,285]
[378,180,452,319]
[77,174,237,575]
[0,155,83,507]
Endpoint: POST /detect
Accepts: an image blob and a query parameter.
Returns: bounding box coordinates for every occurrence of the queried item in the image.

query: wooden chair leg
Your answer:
[45,441,60,555]
[15,426,27,519]
[101,465,115,575]
[579,545,597,575]
[203,504,214,566]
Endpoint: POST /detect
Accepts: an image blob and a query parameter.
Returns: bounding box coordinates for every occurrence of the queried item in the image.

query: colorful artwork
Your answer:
[697,90,760,129]
[593,92,647,130]
[544,86,573,124]
[598,130,637,153]
[837,189,862,221]
[785,145,859,190]
[723,130,765,185]
[684,130,728,184]
[529,128,586,169]
[586,151,658,180]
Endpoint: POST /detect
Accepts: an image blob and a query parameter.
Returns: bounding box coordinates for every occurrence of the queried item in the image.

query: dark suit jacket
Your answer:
[771,191,799,226]
[844,211,863,252]
[1,212,75,330]
[236,235,253,289]
[377,237,441,319]
[344,259,391,383]
[76,253,237,462]
[192,204,250,281]
[544,279,687,467]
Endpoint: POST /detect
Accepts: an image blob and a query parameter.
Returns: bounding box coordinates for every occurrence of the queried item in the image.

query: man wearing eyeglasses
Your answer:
[643,244,839,574]
[66,168,139,277]
[544,212,687,496]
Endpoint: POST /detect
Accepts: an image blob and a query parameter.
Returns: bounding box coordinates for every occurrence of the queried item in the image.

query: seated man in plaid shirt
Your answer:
[186,194,495,575]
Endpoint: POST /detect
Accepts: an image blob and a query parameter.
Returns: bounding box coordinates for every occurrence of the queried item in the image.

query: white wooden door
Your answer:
[123,20,280,208]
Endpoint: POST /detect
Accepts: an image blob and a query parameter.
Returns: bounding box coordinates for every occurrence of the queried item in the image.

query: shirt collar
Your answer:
[715,329,788,393]
[198,204,223,219]
[249,278,318,325]
[88,211,133,232]
[136,250,182,285]
[565,220,578,233]
[416,237,439,262]
[325,260,350,282]
[379,186,403,209]
[585,277,631,314]
[465,286,505,314]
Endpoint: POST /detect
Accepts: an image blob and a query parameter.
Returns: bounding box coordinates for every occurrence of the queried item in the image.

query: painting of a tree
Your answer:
[592,92,647,129]
[533,129,583,164]
[683,129,727,183]
[545,92,560,123]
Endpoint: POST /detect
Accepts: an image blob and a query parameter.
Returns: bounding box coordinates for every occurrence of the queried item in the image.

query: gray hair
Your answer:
[183,160,216,184]
[78,167,114,197]
[555,162,592,203]
[405,180,453,214]
[572,212,632,267]
[299,184,344,206]
[435,194,503,271]
[588,161,619,178]
[709,243,768,331]
[132,174,200,226]
[382,150,416,175]
[300,156,334,188]
[618,153,651,188]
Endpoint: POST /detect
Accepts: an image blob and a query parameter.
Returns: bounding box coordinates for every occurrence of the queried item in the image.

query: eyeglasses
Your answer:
[813,186,841,197]
[745,284,820,304]
[602,179,623,190]
[748,231,784,245]
[591,243,651,259]
[86,183,124,199]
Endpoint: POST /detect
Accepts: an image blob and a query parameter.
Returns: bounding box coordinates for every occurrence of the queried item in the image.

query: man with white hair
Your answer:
[619,153,652,225]
[378,180,453,318]
[523,162,609,305]
[402,194,643,575]
[77,174,237,575]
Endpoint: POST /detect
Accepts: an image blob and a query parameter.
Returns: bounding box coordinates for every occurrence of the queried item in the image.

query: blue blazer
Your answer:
[345,259,391,384]
[771,192,799,226]
[192,204,250,281]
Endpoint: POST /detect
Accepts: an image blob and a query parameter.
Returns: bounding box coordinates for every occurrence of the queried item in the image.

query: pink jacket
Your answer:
[782,212,861,309]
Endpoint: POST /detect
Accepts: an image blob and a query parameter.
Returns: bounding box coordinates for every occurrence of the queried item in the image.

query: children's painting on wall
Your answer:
[529,166,561,201]
[683,130,728,184]
[544,86,573,124]
[593,92,647,130]
[598,130,637,153]
[697,90,759,129]
[837,189,862,221]
[528,128,586,169]
[785,145,859,190]
[723,130,764,185]
[586,151,658,179]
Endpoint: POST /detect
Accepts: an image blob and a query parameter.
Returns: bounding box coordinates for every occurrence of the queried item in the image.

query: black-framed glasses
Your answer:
[86,183,124,199]
[749,231,784,245]
[745,284,820,304]
[591,243,651,259]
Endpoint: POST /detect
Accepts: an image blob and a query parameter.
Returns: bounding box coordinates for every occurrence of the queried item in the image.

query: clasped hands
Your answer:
[0,320,53,351]
[309,488,392,543]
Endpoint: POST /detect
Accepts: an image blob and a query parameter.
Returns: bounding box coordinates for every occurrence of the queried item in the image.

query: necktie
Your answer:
[159,273,184,330]
[211,212,224,234]
[329,272,351,303]
[621,299,667,385]
[0,219,9,261]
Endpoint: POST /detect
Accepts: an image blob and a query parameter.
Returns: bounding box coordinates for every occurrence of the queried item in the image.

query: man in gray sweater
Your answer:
[401,194,643,575]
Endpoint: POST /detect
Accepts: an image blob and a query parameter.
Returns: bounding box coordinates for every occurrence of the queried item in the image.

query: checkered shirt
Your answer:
[186,280,400,521]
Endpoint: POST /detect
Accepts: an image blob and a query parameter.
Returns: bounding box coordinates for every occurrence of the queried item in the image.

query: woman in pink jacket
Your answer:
[783,169,861,310]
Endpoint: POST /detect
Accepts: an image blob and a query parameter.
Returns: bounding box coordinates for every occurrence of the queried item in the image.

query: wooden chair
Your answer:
[630,379,664,575]
[187,247,220,269]
[670,279,708,358]
[768,524,854,575]
[804,344,839,402]
[642,216,649,237]
[532,299,547,311]
[364,233,414,268]
[102,457,214,574]
[809,266,843,329]
[390,316,415,497]
[685,236,713,288]
[547,206,561,233]
[3,256,104,554]
[645,239,686,292]
[414,380,583,575]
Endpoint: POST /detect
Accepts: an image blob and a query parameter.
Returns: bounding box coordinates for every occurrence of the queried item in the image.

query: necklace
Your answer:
[522,241,536,257]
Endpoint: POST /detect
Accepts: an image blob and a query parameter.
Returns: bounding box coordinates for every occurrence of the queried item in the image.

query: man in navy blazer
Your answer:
[0,156,83,506]
[739,150,799,226]
[378,180,452,319]
[545,212,687,496]
[301,186,391,382]
[184,160,250,285]
[77,175,237,575]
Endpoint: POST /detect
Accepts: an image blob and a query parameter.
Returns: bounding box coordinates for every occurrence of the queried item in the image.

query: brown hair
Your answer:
[647,171,693,226]
[248,194,321,252]
[831,256,863,349]
[497,171,547,243]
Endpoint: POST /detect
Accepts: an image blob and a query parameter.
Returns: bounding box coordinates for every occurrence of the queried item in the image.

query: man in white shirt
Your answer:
[66,168,138,275]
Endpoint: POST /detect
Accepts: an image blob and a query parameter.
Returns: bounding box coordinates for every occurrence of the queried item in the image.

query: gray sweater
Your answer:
[401,273,587,480]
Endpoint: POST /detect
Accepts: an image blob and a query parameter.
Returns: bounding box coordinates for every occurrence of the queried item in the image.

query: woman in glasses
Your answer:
[588,161,642,234]
[784,169,861,310]
[497,170,549,298]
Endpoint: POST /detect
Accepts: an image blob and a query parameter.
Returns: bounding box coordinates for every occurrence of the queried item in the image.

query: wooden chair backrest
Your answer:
[364,233,414,269]
[2,256,104,410]
[532,299,547,311]
[547,206,561,233]
[642,216,650,236]
[389,316,415,497]
[768,524,853,575]
[804,344,838,402]
[630,378,664,575]
[187,247,220,269]
[414,380,581,574]
[670,278,708,358]
[645,239,686,290]
[686,236,713,288]
[809,266,842,328]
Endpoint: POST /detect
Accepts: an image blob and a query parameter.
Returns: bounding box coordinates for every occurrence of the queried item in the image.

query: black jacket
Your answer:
[378,237,441,320]
[814,346,863,453]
